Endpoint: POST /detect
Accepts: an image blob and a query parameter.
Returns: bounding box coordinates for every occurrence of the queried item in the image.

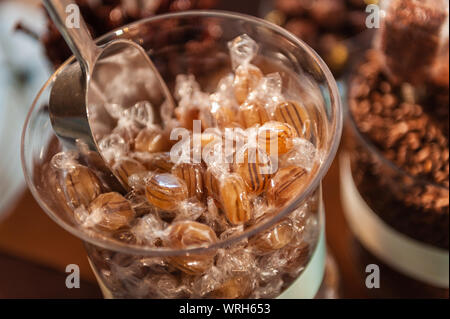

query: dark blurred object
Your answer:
[348,50,449,247]
[271,0,367,76]
[41,0,219,68]
[377,0,448,86]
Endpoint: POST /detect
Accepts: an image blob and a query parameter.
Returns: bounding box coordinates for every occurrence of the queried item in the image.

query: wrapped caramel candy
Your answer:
[113,228,137,245]
[258,121,296,156]
[113,158,147,187]
[206,276,253,299]
[219,174,252,225]
[134,128,168,153]
[239,101,269,128]
[145,173,189,211]
[250,219,295,255]
[274,101,311,140]
[88,192,135,231]
[233,64,264,105]
[211,104,236,129]
[204,167,222,204]
[267,166,309,207]
[172,163,205,201]
[279,241,310,277]
[166,221,218,275]
[64,165,102,208]
[134,152,174,173]
[233,148,272,195]
[175,107,201,131]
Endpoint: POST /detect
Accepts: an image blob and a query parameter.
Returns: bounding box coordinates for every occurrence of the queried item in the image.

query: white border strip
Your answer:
[340,153,449,288]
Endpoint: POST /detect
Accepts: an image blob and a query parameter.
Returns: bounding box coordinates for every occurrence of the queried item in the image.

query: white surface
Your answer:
[0,2,50,219]
[340,154,449,288]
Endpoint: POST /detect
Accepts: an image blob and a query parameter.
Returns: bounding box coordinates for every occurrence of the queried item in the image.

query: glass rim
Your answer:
[345,97,449,191]
[21,10,343,256]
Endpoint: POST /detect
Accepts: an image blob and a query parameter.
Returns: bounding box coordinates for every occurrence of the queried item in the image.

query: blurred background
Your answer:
[2,0,445,299]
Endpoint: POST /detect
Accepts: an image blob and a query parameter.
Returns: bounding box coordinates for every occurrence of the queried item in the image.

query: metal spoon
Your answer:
[43,0,174,192]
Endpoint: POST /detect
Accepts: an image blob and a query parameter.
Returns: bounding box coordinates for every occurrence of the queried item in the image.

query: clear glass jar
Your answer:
[22,11,342,299]
[341,0,449,298]
[341,83,449,299]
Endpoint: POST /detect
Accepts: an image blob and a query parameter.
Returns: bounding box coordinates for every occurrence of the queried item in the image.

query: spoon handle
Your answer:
[43,0,98,73]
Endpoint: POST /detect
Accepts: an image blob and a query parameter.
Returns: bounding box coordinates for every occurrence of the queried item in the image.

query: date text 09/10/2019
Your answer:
[179,303,271,317]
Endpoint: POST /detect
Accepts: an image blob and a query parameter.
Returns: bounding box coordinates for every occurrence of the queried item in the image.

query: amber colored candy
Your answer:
[206,276,252,299]
[233,148,272,195]
[267,166,309,207]
[250,219,294,255]
[239,101,269,128]
[145,173,189,211]
[113,158,147,187]
[203,168,222,204]
[138,152,174,173]
[211,105,236,129]
[134,128,167,153]
[64,165,102,208]
[219,174,252,225]
[172,163,205,201]
[233,64,263,104]
[113,228,137,245]
[274,101,311,140]
[258,121,296,156]
[199,108,217,130]
[175,106,200,131]
[198,132,221,149]
[280,241,310,275]
[167,221,218,275]
[88,192,135,231]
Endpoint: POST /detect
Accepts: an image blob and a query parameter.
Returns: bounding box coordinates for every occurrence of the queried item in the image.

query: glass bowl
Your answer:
[22,10,342,299]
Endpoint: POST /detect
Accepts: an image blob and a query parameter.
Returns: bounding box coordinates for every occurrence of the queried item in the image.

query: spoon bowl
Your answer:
[44,0,174,191]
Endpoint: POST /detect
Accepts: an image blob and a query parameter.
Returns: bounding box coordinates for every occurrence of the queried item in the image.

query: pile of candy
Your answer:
[50,35,321,298]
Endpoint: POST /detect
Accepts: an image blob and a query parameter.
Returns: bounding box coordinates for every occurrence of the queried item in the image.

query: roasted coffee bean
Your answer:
[349,49,449,249]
